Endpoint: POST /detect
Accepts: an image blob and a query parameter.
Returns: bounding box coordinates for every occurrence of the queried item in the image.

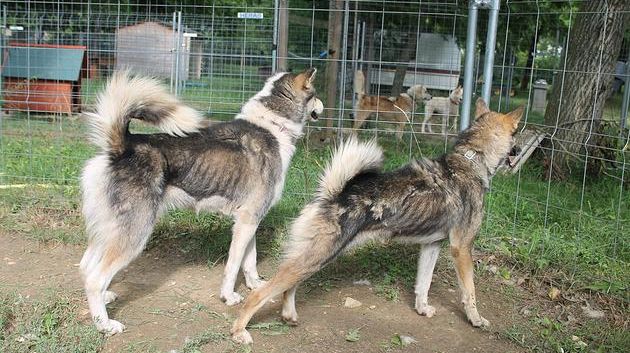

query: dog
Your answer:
[421,85,463,134]
[231,98,524,344]
[353,70,431,139]
[79,68,323,335]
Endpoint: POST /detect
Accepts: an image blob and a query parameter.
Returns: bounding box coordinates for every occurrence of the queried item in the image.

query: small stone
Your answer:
[344,297,362,308]
[369,305,376,310]
[353,279,371,286]
[581,305,605,319]
[548,287,561,300]
[399,334,417,346]
[488,265,498,274]
[520,307,531,316]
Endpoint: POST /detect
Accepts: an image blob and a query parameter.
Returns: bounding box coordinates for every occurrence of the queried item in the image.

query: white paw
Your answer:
[415,304,436,318]
[470,315,490,328]
[231,329,253,345]
[245,278,267,290]
[221,292,244,306]
[95,319,125,336]
[281,313,298,326]
[104,291,118,305]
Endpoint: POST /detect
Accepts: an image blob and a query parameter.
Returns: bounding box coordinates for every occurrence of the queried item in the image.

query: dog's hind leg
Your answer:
[414,241,441,317]
[80,219,155,335]
[231,263,307,344]
[281,285,299,325]
[450,229,489,328]
[221,210,259,305]
[242,238,265,290]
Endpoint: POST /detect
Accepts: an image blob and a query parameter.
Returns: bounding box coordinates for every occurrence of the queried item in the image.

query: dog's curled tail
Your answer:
[317,137,383,201]
[86,71,203,154]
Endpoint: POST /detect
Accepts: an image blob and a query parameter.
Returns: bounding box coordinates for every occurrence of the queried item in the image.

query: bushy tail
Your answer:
[86,71,203,154]
[317,136,383,201]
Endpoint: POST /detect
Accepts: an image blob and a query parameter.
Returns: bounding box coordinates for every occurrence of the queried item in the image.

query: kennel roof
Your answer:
[1,42,86,82]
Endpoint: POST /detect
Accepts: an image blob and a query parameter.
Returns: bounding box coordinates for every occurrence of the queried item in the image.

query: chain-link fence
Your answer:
[0,0,628,330]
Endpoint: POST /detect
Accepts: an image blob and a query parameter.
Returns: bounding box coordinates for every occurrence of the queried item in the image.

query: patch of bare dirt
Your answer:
[0,232,527,352]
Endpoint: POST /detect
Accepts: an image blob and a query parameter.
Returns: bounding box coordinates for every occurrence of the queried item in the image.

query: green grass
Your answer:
[0,289,105,353]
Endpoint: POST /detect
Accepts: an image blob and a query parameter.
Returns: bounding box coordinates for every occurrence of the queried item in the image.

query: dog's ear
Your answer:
[475,98,490,119]
[503,105,525,129]
[297,67,317,90]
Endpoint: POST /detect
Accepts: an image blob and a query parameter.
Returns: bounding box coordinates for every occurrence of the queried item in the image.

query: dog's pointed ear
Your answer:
[504,105,525,129]
[475,98,490,119]
[298,67,317,89]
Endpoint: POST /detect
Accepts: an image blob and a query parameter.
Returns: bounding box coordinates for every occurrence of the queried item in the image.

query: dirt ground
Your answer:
[0,231,528,353]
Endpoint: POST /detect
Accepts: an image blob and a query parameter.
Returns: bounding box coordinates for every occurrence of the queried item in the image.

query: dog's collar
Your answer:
[269,119,288,133]
[450,98,460,106]
[460,149,492,190]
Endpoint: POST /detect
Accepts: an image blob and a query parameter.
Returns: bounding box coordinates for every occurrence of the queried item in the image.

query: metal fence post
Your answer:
[272,0,279,73]
[620,45,630,138]
[481,0,500,104]
[460,1,479,131]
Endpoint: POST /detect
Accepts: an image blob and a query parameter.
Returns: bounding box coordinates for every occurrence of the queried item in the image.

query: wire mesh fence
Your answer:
[0,0,628,303]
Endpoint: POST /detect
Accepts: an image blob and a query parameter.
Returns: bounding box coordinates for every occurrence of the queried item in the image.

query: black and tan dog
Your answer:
[231,99,524,344]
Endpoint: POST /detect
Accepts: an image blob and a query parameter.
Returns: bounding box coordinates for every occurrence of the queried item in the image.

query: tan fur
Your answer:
[353,70,430,139]
[421,86,463,135]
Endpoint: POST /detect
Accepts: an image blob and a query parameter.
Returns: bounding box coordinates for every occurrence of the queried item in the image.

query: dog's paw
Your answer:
[281,311,298,326]
[104,291,118,305]
[221,292,244,306]
[95,319,126,336]
[415,304,436,318]
[470,315,490,328]
[231,329,253,345]
[245,278,267,290]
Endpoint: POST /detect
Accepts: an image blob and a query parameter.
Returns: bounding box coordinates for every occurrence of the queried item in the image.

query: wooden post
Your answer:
[277,0,289,71]
[325,0,343,137]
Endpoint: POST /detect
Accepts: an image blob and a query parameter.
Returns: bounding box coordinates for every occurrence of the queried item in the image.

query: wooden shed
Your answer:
[2,42,88,114]
[115,22,190,79]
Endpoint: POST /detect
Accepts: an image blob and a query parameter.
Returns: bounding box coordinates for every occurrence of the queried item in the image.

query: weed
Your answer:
[247,320,290,336]
[345,327,361,342]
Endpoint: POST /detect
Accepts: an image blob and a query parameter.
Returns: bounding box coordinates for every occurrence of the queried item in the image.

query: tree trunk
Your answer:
[543,0,629,180]
[390,34,417,96]
[325,0,343,137]
[519,38,535,90]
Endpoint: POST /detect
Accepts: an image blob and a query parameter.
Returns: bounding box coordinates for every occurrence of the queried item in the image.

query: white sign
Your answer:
[237,12,264,20]
[183,33,198,38]
[9,26,24,31]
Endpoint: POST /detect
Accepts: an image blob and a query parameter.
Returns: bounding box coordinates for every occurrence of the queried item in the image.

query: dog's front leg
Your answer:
[221,212,259,306]
[414,241,441,317]
[450,238,489,328]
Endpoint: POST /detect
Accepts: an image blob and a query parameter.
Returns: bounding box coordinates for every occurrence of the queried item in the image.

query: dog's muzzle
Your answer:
[310,98,324,121]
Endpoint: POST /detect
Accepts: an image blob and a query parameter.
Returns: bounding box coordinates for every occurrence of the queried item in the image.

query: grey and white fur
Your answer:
[79,68,323,335]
